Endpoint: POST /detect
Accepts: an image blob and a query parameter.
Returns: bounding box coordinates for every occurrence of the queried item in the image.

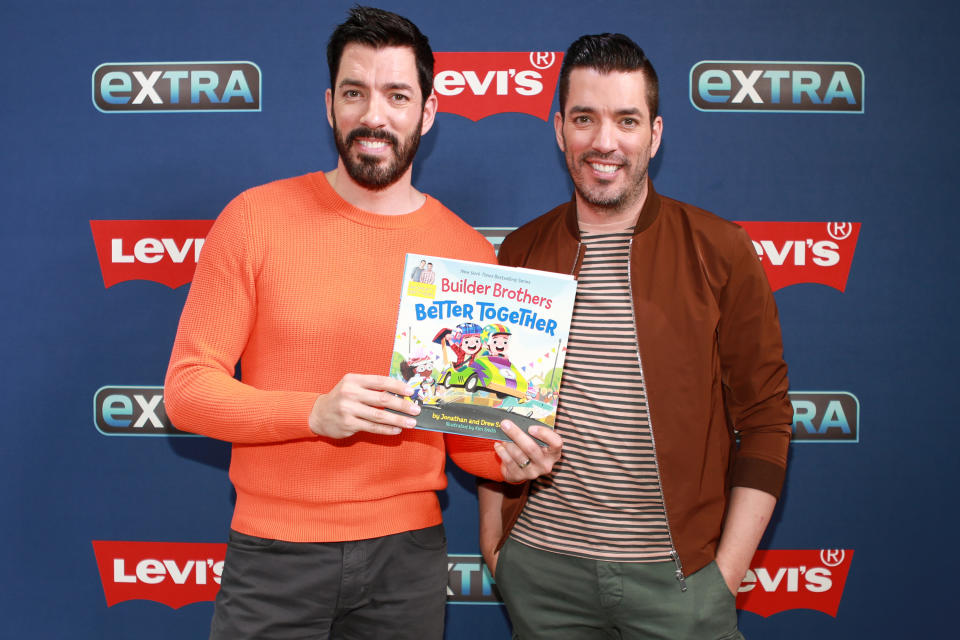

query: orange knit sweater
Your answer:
[165,171,503,542]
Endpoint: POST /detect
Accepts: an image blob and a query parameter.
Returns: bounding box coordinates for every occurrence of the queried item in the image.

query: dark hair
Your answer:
[558,33,659,122]
[327,6,434,103]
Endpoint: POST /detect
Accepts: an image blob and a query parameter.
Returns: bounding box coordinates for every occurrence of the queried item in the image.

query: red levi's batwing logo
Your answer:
[433,52,563,121]
[92,541,227,608]
[736,549,854,617]
[735,221,861,292]
[90,219,214,288]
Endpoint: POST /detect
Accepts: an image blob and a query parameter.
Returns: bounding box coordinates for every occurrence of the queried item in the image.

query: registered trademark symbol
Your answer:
[820,549,845,567]
[826,222,853,241]
[529,52,556,70]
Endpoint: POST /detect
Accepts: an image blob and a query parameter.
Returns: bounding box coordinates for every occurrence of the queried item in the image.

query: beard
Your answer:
[563,136,649,212]
[332,111,423,191]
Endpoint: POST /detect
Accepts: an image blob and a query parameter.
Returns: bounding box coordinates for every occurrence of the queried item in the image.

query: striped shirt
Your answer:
[511,227,673,562]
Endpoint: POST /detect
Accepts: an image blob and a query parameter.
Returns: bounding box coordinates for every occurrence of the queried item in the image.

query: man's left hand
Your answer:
[495,420,562,483]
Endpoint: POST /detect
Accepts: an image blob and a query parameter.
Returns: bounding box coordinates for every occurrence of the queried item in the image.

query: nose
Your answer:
[592,120,617,154]
[360,93,387,128]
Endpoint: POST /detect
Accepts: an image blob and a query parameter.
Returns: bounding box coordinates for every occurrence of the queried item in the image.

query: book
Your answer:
[389,253,576,444]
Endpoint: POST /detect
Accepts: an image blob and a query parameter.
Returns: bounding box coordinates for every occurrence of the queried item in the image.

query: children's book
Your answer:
[389,254,576,444]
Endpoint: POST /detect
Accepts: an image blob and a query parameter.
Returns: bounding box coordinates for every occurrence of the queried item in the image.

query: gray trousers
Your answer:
[210,525,448,640]
[496,537,745,640]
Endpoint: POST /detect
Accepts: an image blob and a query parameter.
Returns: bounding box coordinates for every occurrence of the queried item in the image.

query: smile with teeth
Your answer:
[590,162,619,174]
[357,139,391,152]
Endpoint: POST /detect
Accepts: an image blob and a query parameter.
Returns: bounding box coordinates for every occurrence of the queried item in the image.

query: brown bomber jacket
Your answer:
[491,180,792,579]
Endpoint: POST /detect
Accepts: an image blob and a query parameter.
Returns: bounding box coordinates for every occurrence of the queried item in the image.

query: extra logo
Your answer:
[737,549,854,617]
[90,219,214,288]
[476,227,516,254]
[691,61,864,113]
[448,554,500,604]
[433,52,563,121]
[94,386,195,437]
[790,391,859,443]
[92,541,225,608]
[93,62,261,113]
[735,221,861,292]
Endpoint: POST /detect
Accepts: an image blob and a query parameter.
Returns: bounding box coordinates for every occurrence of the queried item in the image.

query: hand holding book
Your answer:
[494,420,563,483]
[308,373,421,438]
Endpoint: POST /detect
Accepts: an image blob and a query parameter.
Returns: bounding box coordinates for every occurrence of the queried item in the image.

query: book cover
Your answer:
[389,254,576,444]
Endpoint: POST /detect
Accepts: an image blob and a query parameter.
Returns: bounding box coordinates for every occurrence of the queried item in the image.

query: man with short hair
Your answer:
[479,33,791,639]
[419,261,436,283]
[165,7,560,639]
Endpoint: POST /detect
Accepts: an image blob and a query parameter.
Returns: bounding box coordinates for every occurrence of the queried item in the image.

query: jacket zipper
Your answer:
[568,242,582,276]
[624,237,687,592]
[567,237,687,590]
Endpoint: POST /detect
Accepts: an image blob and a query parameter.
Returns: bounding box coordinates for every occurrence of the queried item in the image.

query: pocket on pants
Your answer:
[405,524,447,551]
[703,560,737,601]
[227,529,279,550]
[690,561,742,639]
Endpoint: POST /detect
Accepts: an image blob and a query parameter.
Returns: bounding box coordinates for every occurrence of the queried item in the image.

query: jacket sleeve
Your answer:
[163,194,319,444]
[497,236,521,268]
[718,227,793,498]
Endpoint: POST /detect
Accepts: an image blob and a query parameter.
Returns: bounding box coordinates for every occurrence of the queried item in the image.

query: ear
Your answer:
[554,111,565,152]
[420,91,438,135]
[325,88,334,128]
[650,115,663,158]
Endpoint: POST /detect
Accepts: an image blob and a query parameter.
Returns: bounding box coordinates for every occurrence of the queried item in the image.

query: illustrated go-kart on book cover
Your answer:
[389,254,576,443]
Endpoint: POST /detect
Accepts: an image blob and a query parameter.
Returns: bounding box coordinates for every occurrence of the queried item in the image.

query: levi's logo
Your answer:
[737,549,854,617]
[735,221,861,292]
[433,52,563,121]
[92,541,226,608]
[90,219,214,288]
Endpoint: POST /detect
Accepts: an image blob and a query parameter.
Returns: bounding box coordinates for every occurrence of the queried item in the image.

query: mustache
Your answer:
[580,151,629,165]
[345,127,399,148]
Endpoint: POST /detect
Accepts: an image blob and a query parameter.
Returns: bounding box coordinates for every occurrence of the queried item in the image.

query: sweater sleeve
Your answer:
[164,194,319,444]
[445,434,505,482]
[719,227,793,498]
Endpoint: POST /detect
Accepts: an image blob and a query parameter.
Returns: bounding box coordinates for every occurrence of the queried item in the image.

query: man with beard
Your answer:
[164,7,561,639]
[478,33,791,639]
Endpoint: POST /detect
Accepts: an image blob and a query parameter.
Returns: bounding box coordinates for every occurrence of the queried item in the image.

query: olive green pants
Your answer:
[495,537,745,640]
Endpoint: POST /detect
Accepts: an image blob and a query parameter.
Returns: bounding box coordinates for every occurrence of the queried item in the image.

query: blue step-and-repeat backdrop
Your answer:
[3,0,957,637]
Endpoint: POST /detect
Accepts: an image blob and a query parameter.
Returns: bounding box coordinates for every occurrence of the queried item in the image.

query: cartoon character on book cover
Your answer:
[398,349,437,405]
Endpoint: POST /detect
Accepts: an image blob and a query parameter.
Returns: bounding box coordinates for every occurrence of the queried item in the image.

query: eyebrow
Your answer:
[337,78,414,93]
[568,105,645,117]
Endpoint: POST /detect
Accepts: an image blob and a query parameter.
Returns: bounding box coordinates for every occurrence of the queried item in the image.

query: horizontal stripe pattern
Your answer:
[512,229,672,562]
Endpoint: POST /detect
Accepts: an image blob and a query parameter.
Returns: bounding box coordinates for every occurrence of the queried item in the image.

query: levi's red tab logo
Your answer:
[90,219,214,288]
[736,549,854,617]
[736,221,861,292]
[433,52,563,121]
[92,540,226,608]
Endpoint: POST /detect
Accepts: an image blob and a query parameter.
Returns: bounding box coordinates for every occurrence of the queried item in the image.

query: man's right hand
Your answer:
[308,374,421,439]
